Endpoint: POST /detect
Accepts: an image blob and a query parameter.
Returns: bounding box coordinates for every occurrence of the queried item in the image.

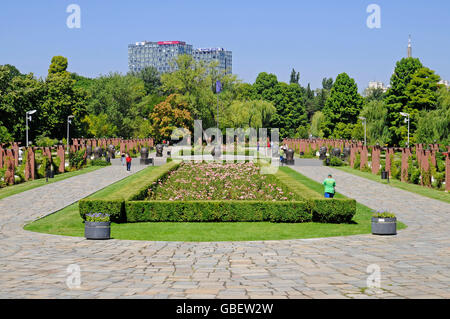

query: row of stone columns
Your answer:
[283,139,450,191]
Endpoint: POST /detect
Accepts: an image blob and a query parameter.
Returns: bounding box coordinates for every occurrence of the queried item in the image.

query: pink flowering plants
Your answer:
[147,162,297,202]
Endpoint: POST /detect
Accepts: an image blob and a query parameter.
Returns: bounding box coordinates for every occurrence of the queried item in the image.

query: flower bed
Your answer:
[147,162,296,201]
[79,161,356,224]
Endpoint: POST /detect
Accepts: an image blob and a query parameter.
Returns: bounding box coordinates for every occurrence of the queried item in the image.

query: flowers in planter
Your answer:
[372,210,396,218]
[147,162,296,201]
[85,213,110,222]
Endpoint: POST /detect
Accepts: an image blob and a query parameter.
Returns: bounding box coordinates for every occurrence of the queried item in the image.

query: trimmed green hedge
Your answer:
[79,161,180,221]
[309,199,356,223]
[79,199,124,222]
[126,200,311,223]
[273,168,356,223]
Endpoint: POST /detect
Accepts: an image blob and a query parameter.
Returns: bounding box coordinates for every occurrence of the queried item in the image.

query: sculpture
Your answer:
[156,144,163,157]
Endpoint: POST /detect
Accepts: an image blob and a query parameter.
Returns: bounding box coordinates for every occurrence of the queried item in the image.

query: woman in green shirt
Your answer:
[323,174,336,198]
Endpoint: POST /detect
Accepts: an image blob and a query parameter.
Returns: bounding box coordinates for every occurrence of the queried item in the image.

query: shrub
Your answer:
[353,153,361,169]
[79,199,124,222]
[0,168,6,188]
[37,157,50,178]
[90,159,111,166]
[329,157,344,166]
[69,149,86,169]
[309,199,356,223]
[35,134,58,147]
[52,156,61,172]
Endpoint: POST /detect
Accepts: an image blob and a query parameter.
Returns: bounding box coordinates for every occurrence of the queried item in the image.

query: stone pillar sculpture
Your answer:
[360,146,368,170]
[25,147,35,181]
[371,146,381,175]
[401,148,412,182]
[57,145,65,173]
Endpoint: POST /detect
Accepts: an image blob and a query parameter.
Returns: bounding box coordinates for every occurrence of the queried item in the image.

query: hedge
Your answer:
[125,200,311,223]
[79,199,124,222]
[273,168,356,223]
[79,161,180,221]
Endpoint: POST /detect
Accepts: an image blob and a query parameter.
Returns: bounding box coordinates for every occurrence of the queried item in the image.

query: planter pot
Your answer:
[85,221,111,240]
[371,217,396,235]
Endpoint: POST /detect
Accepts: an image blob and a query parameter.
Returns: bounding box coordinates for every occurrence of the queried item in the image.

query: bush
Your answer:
[69,149,86,169]
[0,168,6,188]
[79,199,124,222]
[90,159,111,166]
[37,157,50,179]
[52,156,61,172]
[309,199,356,223]
[328,157,344,167]
[353,153,361,169]
[35,135,58,147]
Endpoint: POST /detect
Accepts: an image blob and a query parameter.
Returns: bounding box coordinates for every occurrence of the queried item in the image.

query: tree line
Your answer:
[0,55,448,146]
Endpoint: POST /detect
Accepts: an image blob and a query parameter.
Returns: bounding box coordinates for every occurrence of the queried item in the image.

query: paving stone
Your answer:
[0,160,449,299]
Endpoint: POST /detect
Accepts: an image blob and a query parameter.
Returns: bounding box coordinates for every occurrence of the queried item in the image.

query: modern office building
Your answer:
[128,40,232,74]
[192,48,232,74]
[128,41,193,73]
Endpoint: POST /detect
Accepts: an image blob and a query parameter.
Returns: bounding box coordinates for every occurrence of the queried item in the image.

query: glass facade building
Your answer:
[192,48,232,74]
[128,41,193,73]
[128,41,232,74]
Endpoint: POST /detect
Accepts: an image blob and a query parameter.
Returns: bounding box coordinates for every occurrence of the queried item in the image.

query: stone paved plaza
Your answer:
[0,161,449,299]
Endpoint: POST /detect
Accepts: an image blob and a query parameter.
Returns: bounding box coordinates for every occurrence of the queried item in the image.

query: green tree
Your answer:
[85,73,147,138]
[82,113,118,138]
[149,94,193,143]
[364,87,385,102]
[322,73,363,137]
[48,56,69,76]
[40,57,88,138]
[129,66,161,95]
[414,88,450,145]
[310,111,326,138]
[359,100,391,145]
[0,66,46,142]
[225,100,275,129]
[290,68,300,85]
[252,72,307,138]
[384,57,423,145]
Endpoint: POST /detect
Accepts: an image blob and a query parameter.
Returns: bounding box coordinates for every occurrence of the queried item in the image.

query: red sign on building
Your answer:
[157,41,185,45]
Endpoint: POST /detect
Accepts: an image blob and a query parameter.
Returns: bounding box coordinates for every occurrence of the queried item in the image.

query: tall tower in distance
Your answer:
[407,35,412,58]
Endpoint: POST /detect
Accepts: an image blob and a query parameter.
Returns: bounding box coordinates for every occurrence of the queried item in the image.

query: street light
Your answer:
[399,112,410,147]
[25,110,37,147]
[67,115,74,151]
[359,116,367,146]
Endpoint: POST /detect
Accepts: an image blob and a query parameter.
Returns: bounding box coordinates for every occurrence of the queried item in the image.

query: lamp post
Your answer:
[400,112,410,147]
[67,115,74,152]
[25,110,37,147]
[359,116,367,146]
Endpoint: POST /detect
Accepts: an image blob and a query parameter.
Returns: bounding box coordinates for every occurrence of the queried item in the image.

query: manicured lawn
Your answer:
[0,166,101,200]
[24,165,406,241]
[335,166,450,204]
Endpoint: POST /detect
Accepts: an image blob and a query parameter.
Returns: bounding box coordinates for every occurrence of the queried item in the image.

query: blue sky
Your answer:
[1,0,449,91]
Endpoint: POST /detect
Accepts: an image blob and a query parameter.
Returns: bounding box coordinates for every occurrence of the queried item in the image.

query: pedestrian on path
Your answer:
[126,153,132,171]
[121,153,126,166]
[323,174,336,198]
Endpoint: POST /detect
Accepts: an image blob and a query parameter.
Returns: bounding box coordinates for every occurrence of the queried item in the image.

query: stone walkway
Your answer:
[0,161,449,299]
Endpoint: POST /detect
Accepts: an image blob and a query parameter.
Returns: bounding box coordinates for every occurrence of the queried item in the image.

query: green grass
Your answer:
[0,166,101,200]
[336,166,450,204]
[24,165,406,242]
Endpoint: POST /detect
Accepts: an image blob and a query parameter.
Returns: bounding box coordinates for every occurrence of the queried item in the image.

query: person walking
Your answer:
[121,153,126,166]
[323,174,336,198]
[126,153,132,171]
